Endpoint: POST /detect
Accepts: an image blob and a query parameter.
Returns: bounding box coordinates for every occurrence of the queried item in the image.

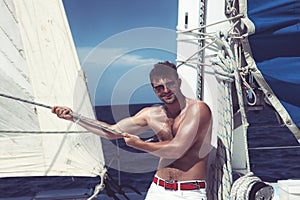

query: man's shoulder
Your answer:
[198,101,211,111]
[187,99,211,119]
[136,104,163,115]
[187,99,210,110]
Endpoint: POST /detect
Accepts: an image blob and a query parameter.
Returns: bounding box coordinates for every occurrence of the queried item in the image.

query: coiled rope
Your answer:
[230,172,261,199]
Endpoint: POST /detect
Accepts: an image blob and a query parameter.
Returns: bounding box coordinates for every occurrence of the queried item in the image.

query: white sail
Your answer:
[0,0,105,178]
[0,0,39,131]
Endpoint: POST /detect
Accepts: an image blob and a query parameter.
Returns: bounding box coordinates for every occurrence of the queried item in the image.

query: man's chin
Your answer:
[162,98,176,104]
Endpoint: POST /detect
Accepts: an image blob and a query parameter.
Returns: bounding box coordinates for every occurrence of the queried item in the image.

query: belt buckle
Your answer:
[164,180,177,190]
[195,181,205,189]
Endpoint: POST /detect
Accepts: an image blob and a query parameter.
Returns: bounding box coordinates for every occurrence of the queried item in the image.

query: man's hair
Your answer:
[149,61,178,83]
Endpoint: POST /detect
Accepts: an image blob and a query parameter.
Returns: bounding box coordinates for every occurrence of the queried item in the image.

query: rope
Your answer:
[0,92,111,198]
[208,39,235,199]
[249,145,300,150]
[207,30,258,199]
[0,93,52,109]
[208,85,234,200]
[87,168,107,200]
[240,74,258,106]
[0,93,124,136]
[177,14,243,34]
[230,172,274,200]
[241,37,300,142]
[176,39,217,68]
[175,7,248,200]
[72,113,124,136]
[230,172,261,200]
[175,1,294,199]
[0,130,89,134]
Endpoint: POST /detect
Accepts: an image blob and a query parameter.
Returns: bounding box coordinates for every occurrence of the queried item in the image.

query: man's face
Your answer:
[151,76,181,104]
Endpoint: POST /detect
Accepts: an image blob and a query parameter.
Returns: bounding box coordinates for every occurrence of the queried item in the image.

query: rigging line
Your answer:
[185,31,216,36]
[240,75,257,106]
[177,14,243,33]
[232,0,238,14]
[0,94,84,172]
[0,93,124,136]
[226,20,240,36]
[177,36,215,42]
[46,114,83,175]
[0,92,52,109]
[177,38,217,68]
[0,92,116,176]
[249,146,300,150]
[3,0,18,23]
[116,138,122,186]
[176,60,213,67]
[230,35,246,39]
[178,31,218,38]
[73,113,124,135]
[106,154,119,169]
[248,125,286,129]
[191,19,240,39]
[233,39,258,106]
[0,130,89,133]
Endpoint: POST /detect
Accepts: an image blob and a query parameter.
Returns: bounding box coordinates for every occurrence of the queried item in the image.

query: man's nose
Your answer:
[163,85,171,93]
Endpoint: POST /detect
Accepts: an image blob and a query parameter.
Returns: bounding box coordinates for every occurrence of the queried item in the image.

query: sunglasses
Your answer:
[152,81,176,92]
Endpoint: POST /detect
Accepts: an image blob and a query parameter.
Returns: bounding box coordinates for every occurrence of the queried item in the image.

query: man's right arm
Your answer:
[51,106,149,140]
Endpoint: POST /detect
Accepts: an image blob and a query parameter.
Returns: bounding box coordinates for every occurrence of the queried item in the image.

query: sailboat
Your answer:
[1,0,300,200]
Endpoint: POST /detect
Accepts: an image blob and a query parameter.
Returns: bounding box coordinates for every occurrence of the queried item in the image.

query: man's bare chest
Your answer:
[148,112,183,141]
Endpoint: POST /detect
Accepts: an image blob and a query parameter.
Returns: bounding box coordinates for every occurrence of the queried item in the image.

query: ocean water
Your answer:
[247,106,300,182]
[0,104,299,199]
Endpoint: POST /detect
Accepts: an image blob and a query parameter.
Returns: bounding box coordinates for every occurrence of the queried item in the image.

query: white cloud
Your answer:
[73,28,177,105]
[75,46,161,105]
[77,46,160,68]
[114,54,160,67]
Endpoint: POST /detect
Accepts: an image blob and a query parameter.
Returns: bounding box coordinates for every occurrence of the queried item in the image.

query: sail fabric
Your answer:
[0,133,104,177]
[0,0,40,130]
[247,0,300,129]
[0,0,105,178]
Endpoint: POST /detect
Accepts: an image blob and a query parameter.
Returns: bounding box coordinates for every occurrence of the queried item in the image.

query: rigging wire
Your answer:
[0,92,52,109]
[0,92,135,199]
[0,130,89,134]
[0,92,124,136]
[176,10,263,111]
[249,145,300,150]
[177,14,243,34]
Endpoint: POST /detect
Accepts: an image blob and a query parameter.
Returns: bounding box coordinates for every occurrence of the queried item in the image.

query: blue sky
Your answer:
[62,0,178,106]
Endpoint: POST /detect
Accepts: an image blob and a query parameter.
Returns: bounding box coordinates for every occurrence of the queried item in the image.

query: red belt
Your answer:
[153,177,206,191]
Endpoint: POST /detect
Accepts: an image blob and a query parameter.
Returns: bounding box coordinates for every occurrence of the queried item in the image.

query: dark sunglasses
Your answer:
[152,81,176,92]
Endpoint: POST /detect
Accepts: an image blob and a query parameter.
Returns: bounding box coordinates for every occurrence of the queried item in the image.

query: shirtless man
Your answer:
[52,61,212,200]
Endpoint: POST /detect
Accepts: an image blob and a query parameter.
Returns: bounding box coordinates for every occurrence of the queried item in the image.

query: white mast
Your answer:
[177,0,250,199]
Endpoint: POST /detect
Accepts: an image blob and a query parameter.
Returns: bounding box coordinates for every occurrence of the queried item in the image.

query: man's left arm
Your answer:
[123,102,212,159]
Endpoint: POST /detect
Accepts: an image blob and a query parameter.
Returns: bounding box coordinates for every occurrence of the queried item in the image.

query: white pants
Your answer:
[145,181,207,200]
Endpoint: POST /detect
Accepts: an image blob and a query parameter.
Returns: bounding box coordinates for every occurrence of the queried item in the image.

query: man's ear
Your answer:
[178,78,182,87]
[151,83,155,92]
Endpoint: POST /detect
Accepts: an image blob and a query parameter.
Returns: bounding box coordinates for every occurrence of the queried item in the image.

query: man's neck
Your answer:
[164,95,186,118]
